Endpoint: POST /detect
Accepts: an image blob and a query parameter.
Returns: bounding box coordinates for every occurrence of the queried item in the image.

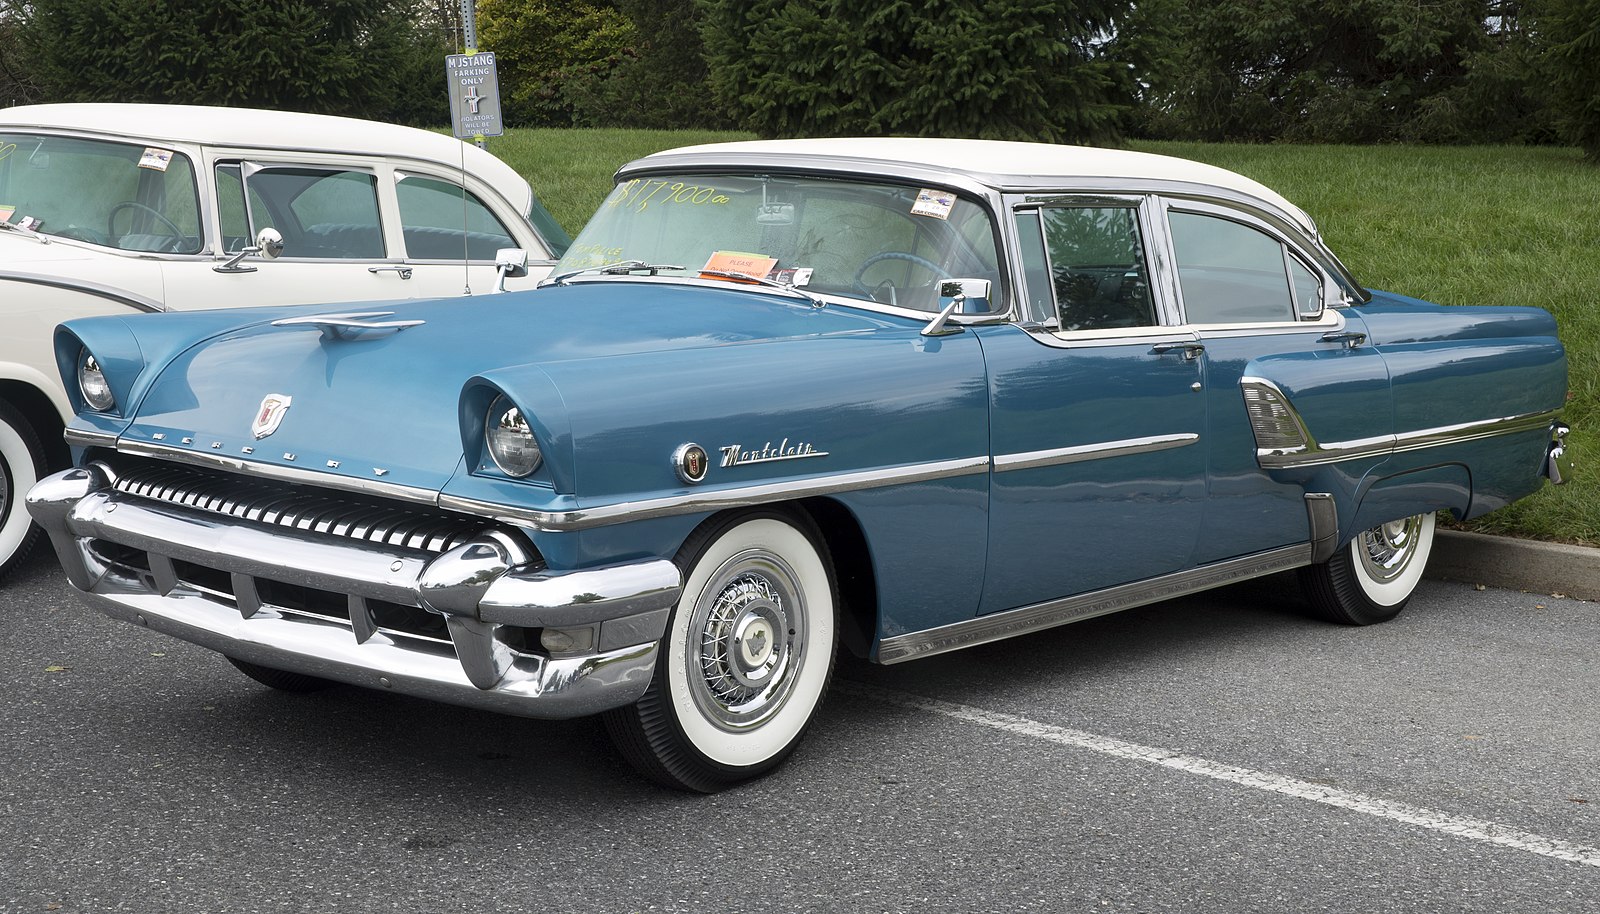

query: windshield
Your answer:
[555,174,1003,311]
[0,133,202,253]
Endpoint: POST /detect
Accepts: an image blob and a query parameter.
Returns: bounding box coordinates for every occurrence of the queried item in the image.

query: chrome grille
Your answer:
[98,456,491,554]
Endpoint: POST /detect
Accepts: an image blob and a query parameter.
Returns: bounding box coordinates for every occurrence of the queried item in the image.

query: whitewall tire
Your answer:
[1299,512,1437,625]
[605,512,837,791]
[0,401,47,583]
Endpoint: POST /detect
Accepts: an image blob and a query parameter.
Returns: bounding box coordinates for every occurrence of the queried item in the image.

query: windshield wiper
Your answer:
[699,270,825,308]
[542,259,685,286]
[0,219,49,244]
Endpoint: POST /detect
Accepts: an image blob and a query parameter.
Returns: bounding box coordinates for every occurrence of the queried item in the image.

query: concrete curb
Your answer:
[1426,530,1600,601]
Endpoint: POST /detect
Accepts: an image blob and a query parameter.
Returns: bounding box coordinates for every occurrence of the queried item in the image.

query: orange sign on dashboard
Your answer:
[700,251,778,282]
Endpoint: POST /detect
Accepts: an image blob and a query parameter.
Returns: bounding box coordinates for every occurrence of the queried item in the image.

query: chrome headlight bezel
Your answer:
[485,394,542,478]
[77,349,115,412]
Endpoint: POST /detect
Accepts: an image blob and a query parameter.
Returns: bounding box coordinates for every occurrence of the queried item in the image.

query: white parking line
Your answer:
[839,682,1600,868]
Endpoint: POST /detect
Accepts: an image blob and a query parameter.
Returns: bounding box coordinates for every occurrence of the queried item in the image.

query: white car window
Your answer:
[216,164,384,260]
[0,132,201,253]
[396,174,516,261]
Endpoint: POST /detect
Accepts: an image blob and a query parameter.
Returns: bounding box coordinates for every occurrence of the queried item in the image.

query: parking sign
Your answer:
[446,52,504,139]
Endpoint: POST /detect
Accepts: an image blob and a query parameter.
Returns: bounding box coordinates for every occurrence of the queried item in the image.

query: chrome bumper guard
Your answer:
[1546,422,1574,485]
[27,466,683,719]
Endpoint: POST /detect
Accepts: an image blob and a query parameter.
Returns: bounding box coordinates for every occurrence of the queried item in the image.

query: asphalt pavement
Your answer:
[1,540,1596,913]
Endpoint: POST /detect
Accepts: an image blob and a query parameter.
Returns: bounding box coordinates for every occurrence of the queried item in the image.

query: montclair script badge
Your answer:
[252,394,292,439]
[674,442,709,484]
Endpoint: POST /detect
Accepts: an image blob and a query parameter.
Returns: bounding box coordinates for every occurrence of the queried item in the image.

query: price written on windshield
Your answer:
[609,179,731,213]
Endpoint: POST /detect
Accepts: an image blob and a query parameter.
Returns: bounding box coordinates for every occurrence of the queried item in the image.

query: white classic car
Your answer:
[0,103,568,579]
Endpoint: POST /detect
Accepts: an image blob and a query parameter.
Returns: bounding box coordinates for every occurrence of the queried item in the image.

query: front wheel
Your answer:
[0,400,48,584]
[1298,512,1437,625]
[604,512,837,792]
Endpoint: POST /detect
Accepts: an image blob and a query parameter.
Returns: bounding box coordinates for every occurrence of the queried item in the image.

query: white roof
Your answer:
[0,103,532,213]
[643,137,1315,233]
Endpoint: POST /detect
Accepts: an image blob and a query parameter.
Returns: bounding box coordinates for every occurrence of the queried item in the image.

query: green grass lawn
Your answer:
[487,130,1598,545]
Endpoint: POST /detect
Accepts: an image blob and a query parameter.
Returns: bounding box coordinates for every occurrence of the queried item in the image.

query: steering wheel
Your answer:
[52,225,110,246]
[108,201,185,242]
[851,250,952,299]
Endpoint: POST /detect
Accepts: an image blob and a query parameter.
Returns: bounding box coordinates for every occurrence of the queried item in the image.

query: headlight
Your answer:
[78,350,115,412]
[485,394,541,477]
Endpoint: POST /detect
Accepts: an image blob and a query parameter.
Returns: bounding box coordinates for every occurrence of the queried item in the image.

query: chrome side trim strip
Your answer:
[993,434,1198,472]
[64,427,120,448]
[877,543,1312,664]
[1244,376,1562,469]
[440,455,993,531]
[0,270,165,313]
[116,439,442,508]
[112,439,989,531]
[1386,410,1561,455]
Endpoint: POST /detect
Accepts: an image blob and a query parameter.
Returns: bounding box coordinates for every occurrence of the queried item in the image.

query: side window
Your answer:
[1038,206,1156,331]
[1289,256,1323,317]
[396,174,516,260]
[1169,211,1297,324]
[216,164,383,259]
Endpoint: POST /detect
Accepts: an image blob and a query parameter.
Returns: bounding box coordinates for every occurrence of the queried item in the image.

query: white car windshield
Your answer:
[554,174,1002,311]
[0,133,202,253]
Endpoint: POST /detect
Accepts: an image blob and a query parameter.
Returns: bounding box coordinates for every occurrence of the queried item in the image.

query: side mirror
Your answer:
[213,226,285,274]
[494,247,529,292]
[939,277,993,314]
[256,227,284,260]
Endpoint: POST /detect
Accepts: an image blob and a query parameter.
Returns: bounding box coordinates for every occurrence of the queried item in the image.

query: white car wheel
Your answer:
[0,401,47,583]
[605,512,837,791]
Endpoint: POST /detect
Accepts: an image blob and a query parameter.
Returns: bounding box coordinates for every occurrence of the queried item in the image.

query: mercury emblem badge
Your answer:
[251,393,292,439]
[674,442,709,484]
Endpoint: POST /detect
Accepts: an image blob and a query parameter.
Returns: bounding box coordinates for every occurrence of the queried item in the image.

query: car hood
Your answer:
[112,281,914,494]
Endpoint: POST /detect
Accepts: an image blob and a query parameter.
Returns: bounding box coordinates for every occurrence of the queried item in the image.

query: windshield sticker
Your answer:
[609,179,731,214]
[702,251,779,280]
[768,267,814,287]
[0,142,15,162]
[911,188,955,220]
[138,147,174,171]
[0,205,13,223]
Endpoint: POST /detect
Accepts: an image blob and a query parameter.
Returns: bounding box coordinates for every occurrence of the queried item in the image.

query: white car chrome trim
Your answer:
[0,271,164,312]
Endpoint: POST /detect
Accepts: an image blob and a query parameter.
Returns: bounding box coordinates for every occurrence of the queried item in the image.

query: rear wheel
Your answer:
[1299,512,1436,625]
[604,512,837,792]
[0,400,48,584]
[226,656,335,693]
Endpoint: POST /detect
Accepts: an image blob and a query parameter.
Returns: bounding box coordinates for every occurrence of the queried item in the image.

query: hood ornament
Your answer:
[252,394,292,439]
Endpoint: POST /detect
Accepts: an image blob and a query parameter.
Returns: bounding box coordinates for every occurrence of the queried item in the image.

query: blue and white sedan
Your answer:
[29,139,1570,791]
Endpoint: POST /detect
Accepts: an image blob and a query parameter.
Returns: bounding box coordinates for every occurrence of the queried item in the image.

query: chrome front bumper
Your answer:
[27,465,682,719]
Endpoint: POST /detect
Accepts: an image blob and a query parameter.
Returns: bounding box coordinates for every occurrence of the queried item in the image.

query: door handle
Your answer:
[368,265,414,280]
[1150,341,1205,361]
[1320,330,1366,349]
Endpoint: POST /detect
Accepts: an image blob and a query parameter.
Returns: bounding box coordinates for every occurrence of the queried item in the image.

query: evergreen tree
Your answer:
[1543,0,1600,159]
[21,0,426,118]
[476,0,634,127]
[697,0,1143,144]
[1131,0,1551,144]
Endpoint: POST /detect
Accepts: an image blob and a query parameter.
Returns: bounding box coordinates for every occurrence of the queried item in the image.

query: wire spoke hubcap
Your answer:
[1358,516,1423,583]
[688,551,807,731]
